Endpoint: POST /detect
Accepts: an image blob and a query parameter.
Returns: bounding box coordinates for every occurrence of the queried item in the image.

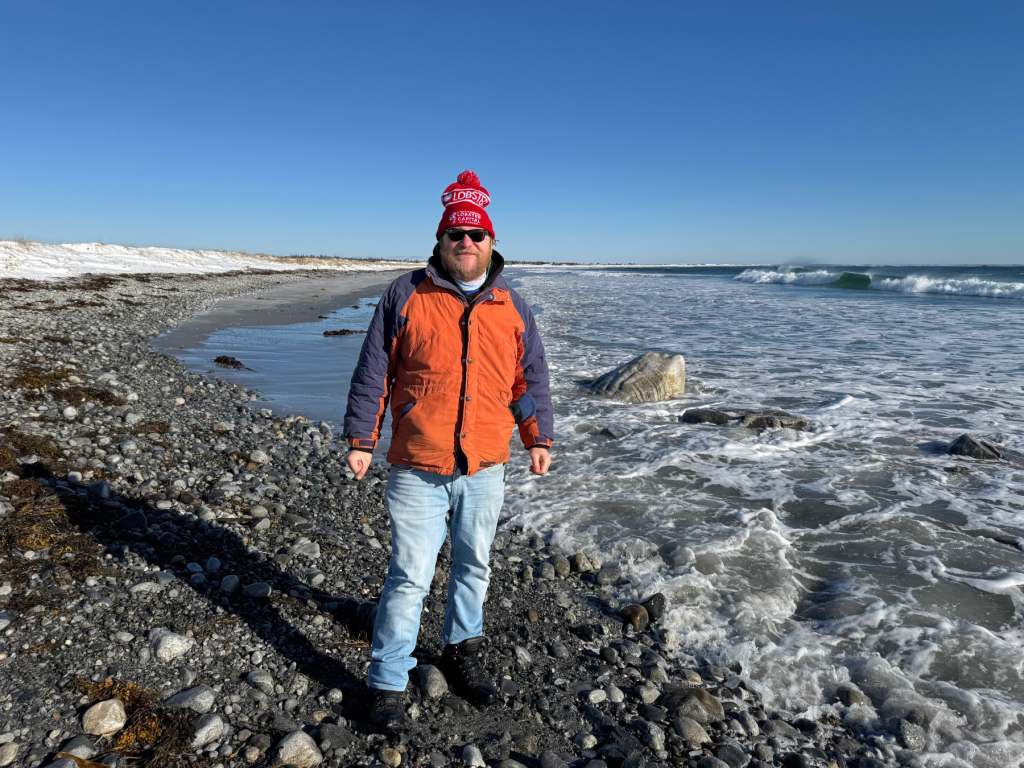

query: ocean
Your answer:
[160,264,1024,767]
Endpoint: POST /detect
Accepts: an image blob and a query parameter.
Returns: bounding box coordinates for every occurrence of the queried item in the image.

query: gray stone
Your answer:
[680,408,732,425]
[290,537,321,559]
[191,713,225,748]
[0,743,18,767]
[948,433,1002,460]
[715,740,750,768]
[740,411,808,432]
[673,690,725,724]
[58,735,96,759]
[587,352,686,403]
[219,574,240,593]
[247,669,275,695]
[164,685,216,714]
[895,718,927,751]
[249,449,271,465]
[150,628,195,662]
[243,581,272,598]
[82,698,127,735]
[571,552,595,573]
[835,682,870,707]
[417,664,448,699]
[633,719,665,752]
[672,715,710,745]
[585,688,607,704]
[551,555,571,578]
[605,684,625,703]
[380,746,402,767]
[462,743,486,768]
[636,682,661,704]
[539,751,566,768]
[275,730,323,767]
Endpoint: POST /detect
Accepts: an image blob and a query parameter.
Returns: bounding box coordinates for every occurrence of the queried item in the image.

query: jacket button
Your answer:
[465,396,472,401]
[460,432,467,439]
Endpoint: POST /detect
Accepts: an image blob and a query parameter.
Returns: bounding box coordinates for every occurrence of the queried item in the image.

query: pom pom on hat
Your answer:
[437,169,495,239]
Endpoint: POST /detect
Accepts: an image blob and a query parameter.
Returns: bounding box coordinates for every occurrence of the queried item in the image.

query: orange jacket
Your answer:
[344,250,553,475]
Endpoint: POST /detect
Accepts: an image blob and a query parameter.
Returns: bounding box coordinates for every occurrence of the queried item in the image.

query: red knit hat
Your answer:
[436,170,495,240]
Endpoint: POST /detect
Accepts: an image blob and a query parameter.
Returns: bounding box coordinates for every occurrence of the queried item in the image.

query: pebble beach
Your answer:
[0,267,910,768]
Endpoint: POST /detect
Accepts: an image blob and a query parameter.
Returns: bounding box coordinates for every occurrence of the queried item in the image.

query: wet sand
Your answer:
[153,270,407,351]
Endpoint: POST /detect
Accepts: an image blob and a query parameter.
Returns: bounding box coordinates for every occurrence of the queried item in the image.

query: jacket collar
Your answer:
[427,245,507,299]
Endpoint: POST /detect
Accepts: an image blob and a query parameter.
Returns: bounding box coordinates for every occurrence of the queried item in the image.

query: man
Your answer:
[343,170,554,731]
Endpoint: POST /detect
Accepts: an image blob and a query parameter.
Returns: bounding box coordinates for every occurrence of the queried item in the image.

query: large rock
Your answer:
[588,352,686,403]
[947,434,1002,460]
[82,698,127,735]
[150,628,195,662]
[680,408,732,425]
[275,730,323,767]
[164,685,216,714]
[739,410,808,431]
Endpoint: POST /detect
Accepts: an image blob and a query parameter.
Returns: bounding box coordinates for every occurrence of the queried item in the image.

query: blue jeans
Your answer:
[367,463,506,691]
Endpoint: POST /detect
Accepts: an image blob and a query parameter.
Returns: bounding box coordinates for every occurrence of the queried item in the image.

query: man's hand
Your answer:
[346,449,373,480]
[529,446,551,475]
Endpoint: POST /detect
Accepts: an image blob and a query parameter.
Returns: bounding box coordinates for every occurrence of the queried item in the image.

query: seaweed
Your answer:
[74,678,208,767]
[133,419,169,435]
[53,386,127,407]
[11,364,73,389]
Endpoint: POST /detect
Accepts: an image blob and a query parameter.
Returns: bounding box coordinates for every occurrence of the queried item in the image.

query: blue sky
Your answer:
[2,1,1021,264]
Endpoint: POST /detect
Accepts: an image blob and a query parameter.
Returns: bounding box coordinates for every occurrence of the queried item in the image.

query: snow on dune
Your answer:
[0,240,409,281]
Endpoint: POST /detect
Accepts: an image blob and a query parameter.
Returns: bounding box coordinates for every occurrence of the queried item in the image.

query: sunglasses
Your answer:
[444,228,489,243]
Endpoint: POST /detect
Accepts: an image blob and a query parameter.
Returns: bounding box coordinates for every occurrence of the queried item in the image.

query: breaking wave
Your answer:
[735,268,1024,300]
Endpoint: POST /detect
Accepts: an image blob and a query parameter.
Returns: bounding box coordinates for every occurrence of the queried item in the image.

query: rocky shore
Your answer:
[0,269,903,767]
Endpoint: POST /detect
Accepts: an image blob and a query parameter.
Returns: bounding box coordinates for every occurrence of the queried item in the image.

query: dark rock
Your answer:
[740,411,808,432]
[947,433,1002,460]
[621,604,649,632]
[680,408,732,425]
[213,355,246,369]
[640,593,666,622]
[762,718,801,741]
[895,718,927,751]
[539,751,567,768]
[322,328,364,336]
[716,739,751,768]
[599,424,630,439]
[834,683,870,707]
[637,703,667,723]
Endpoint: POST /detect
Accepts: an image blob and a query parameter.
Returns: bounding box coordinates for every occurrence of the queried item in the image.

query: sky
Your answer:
[1,1,1022,265]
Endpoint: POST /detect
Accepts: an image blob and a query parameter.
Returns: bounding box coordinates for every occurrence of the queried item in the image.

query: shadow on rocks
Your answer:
[28,462,381,724]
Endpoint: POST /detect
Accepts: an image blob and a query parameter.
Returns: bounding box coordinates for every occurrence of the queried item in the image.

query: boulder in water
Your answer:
[947,434,1002,460]
[587,352,686,404]
[739,410,809,432]
[680,408,732,426]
